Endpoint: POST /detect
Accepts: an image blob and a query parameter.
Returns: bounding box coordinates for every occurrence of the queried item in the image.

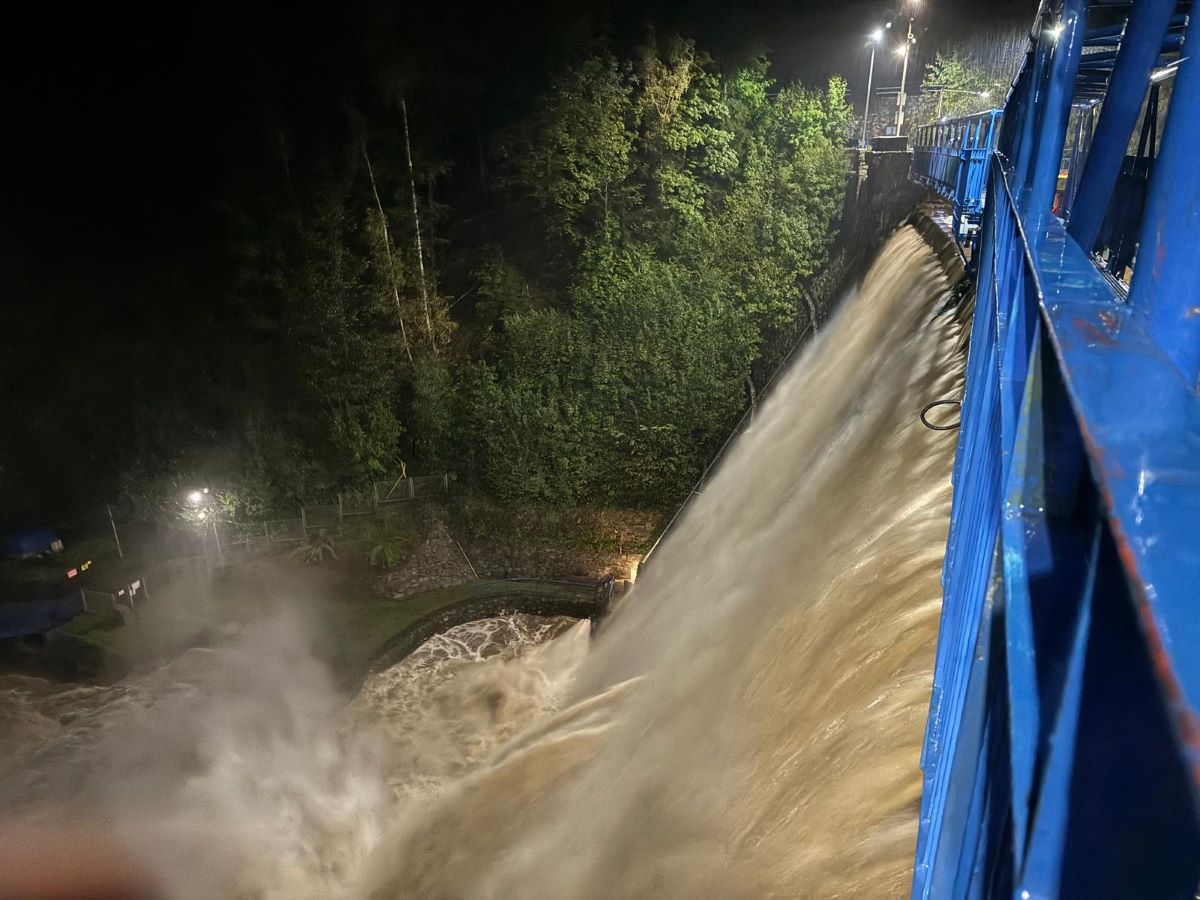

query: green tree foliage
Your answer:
[468,42,852,506]
[100,37,852,522]
[348,517,421,568]
[473,248,537,329]
[701,72,852,334]
[572,241,756,504]
[291,194,406,480]
[920,53,1004,122]
[511,54,636,243]
[634,39,738,229]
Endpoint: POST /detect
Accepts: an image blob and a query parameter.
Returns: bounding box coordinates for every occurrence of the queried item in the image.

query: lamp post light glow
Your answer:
[183,487,222,567]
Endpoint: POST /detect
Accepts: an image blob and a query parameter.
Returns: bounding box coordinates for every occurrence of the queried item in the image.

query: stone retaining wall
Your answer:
[374,520,475,600]
[363,583,613,681]
[459,543,641,582]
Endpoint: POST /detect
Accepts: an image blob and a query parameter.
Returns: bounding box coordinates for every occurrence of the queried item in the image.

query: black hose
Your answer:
[920,399,962,431]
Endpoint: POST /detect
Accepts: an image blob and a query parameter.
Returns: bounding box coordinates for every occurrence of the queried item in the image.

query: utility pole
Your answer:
[106,504,124,559]
[897,9,917,132]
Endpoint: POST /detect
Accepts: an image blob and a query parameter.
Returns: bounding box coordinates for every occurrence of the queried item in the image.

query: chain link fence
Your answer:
[214,473,450,560]
[76,473,452,592]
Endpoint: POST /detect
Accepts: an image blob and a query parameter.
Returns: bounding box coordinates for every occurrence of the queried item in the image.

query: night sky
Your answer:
[3,0,1033,290]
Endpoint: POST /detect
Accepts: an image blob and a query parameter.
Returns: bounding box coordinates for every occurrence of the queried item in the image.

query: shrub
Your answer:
[347,518,421,569]
[292,529,337,565]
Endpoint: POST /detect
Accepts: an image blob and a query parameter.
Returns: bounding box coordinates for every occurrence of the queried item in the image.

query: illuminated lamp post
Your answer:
[895,1,921,132]
[862,28,885,147]
[186,486,223,567]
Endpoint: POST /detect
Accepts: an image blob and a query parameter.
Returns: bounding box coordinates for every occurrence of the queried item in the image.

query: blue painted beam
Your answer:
[912,171,1007,900]
[1128,6,1200,391]
[1012,32,1053,192]
[1027,200,1200,807]
[1028,0,1087,217]
[1001,318,1045,874]
[1068,0,1176,252]
[1015,526,1097,898]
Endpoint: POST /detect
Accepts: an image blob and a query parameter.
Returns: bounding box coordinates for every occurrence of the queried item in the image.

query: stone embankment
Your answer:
[374,516,642,602]
[375,520,475,600]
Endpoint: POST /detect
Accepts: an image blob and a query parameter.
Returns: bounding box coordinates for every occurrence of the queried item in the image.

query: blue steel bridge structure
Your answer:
[907,0,1200,897]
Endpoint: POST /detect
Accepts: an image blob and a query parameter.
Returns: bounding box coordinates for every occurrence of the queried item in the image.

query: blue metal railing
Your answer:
[911,109,1003,239]
[912,1,1200,897]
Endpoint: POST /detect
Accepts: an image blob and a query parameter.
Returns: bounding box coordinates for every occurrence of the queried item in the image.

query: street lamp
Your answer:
[184,487,222,567]
[896,2,920,132]
[861,28,885,147]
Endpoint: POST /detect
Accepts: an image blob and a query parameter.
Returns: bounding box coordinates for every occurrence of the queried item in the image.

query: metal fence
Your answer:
[370,473,451,506]
[910,108,1003,239]
[80,576,150,613]
[77,554,211,613]
[69,474,451,610]
[216,473,450,557]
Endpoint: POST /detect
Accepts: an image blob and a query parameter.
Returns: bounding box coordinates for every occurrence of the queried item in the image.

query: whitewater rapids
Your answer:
[0,225,964,898]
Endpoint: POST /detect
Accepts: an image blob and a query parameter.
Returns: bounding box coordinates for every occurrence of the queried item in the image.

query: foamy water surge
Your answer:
[0,226,962,897]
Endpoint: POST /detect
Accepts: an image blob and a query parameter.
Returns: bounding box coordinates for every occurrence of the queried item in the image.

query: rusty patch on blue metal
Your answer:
[1072,314,1118,346]
[1123,542,1200,790]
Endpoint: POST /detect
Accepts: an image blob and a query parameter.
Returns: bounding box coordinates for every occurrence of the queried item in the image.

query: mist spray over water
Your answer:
[0,226,961,897]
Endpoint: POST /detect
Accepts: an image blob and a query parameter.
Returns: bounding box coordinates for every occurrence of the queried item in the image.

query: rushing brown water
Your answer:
[0,226,962,898]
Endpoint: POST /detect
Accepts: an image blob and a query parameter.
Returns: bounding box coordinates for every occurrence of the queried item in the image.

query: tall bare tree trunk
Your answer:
[426,173,438,294]
[363,144,414,364]
[402,98,435,348]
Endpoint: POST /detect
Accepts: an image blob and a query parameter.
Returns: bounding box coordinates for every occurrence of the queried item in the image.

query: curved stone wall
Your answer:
[364,579,615,678]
